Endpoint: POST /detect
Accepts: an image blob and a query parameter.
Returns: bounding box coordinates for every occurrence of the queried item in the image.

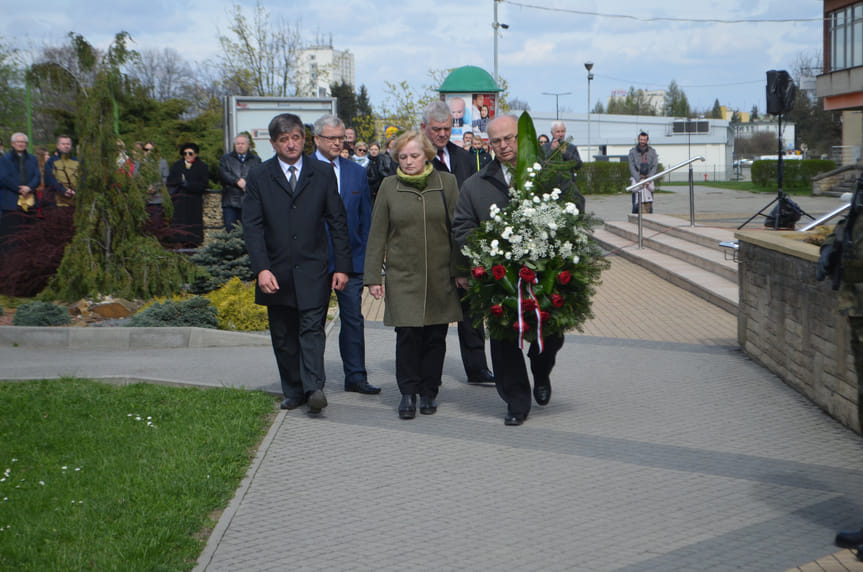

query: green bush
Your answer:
[751,159,836,190]
[578,162,663,195]
[128,296,219,328]
[189,226,253,294]
[205,277,268,331]
[12,301,71,326]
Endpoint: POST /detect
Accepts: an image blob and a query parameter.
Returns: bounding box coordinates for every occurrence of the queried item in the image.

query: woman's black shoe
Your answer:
[419,396,438,415]
[398,394,417,419]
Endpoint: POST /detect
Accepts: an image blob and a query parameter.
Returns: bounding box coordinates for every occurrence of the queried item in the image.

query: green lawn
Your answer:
[0,379,277,571]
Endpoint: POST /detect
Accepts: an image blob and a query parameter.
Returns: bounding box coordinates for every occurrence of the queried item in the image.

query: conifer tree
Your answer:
[39,32,200,301]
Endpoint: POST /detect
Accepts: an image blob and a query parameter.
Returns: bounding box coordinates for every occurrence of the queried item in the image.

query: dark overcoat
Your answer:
[242,156,352,310]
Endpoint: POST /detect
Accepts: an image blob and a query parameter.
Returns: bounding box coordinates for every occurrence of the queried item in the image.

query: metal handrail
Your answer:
[799,203,850,232]
[626,155,706,248]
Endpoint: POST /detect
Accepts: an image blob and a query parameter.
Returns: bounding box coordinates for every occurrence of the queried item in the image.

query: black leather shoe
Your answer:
[306,389,327,414]
[534,384,551,406]
[398,394,417,419]
[419,396,437,415]
[467,369,495,384]
[504,412,525,426]
[836,528,863,549]
[345,381,381,395]
[280,396,306,410]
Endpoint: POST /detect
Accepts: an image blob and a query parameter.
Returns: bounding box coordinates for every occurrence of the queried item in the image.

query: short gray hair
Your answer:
[313,114,345,136]
[550,120,566,131]
[422,100,451,125]
[10,132,27,144]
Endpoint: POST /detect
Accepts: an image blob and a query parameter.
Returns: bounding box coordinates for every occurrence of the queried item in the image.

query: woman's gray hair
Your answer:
[313,114,345,136]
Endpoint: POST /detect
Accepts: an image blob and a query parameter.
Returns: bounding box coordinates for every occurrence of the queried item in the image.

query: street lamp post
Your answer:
[585,61,594,164]
[542,91,571,120]
[492,0,508,85]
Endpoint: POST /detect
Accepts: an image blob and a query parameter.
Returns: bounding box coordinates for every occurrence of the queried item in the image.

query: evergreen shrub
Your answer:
[189,226,253,293]
[128,296,218,328]
[13,301,71,326]
[751,159,836,190]
[579,162,662,195]
[204,277,267,331]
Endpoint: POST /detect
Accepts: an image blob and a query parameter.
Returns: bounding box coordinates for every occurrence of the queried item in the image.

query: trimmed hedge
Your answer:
[578,162,663,195]
[751,159,836,190]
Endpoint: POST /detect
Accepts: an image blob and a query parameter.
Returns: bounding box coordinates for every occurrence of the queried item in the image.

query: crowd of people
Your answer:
[0,106,608,426]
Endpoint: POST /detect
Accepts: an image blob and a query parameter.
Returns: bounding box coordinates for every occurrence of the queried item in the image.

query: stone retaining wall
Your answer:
[736,230,860,433]
[203,189,223,244]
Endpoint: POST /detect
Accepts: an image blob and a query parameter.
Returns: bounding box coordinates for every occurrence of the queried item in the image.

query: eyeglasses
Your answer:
[183,151,196,156]
[490,134,517,147]
[317,135,346,143]
[356,148,368,153]
[144,147,153,152]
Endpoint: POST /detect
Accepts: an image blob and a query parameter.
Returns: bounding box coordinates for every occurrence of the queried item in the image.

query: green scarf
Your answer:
[396,162,434,189]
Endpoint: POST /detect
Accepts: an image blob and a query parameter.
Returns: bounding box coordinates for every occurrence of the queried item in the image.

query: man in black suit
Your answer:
[242,113,353,414]
[421,100,494,386]
[453,115,565,426]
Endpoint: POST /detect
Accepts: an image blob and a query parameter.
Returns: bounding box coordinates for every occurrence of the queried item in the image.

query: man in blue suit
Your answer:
[312,114,380,395]
[0,133,40,240]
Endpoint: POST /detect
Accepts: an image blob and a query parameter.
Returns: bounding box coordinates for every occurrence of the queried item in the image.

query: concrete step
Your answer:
[625,213,738,251]
[591,227,738,314]
[603,220,738,282]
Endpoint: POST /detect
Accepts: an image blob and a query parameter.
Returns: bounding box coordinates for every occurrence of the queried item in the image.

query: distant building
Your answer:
[816,0,863,164]
[295,35,355,98]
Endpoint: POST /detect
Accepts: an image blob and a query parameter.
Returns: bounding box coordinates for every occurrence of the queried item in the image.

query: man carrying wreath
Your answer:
[452,115,565,426]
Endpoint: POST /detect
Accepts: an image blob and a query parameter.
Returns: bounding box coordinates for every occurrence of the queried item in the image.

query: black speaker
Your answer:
[766,70,796,115]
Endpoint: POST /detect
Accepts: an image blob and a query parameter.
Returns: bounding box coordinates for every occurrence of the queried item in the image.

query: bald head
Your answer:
[487,115,519,166]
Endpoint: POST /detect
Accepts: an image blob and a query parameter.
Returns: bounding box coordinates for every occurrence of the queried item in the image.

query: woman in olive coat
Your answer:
[364,131,463,419]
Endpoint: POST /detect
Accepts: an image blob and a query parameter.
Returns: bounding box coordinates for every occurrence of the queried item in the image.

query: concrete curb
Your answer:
[194,410,288,571]
[0,326,271,350]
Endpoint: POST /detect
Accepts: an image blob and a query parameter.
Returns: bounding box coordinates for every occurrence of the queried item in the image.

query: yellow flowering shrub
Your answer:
[204,277,268,331]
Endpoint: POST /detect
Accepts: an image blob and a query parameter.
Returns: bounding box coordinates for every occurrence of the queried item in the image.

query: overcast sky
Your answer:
[4,0,823,116]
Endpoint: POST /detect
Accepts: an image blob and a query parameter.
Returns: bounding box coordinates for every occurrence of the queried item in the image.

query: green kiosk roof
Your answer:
[438,66,502,93]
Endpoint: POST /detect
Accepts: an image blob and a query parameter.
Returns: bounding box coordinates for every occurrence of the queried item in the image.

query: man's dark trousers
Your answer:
[490,334,565,417]
[268,304,328,401]
[334,272,367,386]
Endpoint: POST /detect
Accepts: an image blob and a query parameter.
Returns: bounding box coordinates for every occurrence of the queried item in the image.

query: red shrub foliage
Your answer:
[0,207,76,297]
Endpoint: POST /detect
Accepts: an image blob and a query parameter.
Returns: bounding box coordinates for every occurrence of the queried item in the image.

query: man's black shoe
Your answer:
[398,394,417,419]
[467,369,495,384]
[280,396,306,410]
[504,412,526,426]
[533,384,551,406]
[419,396,437,415]
[307,389,327,414]
[345,381,381,395]
[835,528,863,549]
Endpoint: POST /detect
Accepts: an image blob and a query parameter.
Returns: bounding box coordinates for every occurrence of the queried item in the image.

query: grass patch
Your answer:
[0,379,277,570]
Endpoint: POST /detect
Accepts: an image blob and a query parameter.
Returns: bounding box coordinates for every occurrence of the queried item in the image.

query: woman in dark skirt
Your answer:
[166,142,209,247]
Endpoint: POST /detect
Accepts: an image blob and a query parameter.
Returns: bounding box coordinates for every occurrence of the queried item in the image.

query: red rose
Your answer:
[472,266,487,279]
[490,304,504,317]
[519,266,537,282]
[521,298,537,312]
[513,321,530,332]
[492,265,507,280]
[540,311,551,322]
[551,294,564,308]
[558,270,572,285]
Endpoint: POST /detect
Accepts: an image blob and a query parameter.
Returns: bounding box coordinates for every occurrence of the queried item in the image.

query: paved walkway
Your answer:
[2,186,863,570]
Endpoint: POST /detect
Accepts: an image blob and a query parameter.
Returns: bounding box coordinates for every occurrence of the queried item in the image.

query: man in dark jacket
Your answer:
[219,134,261,231]
[242,113,352,414]
[421,100,494,386]
[0,133,40,239]
[453,115,565,426]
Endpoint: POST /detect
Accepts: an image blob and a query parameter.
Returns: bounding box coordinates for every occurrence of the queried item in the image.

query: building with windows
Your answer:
[816,0,863,164]
[295,35,355,98]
